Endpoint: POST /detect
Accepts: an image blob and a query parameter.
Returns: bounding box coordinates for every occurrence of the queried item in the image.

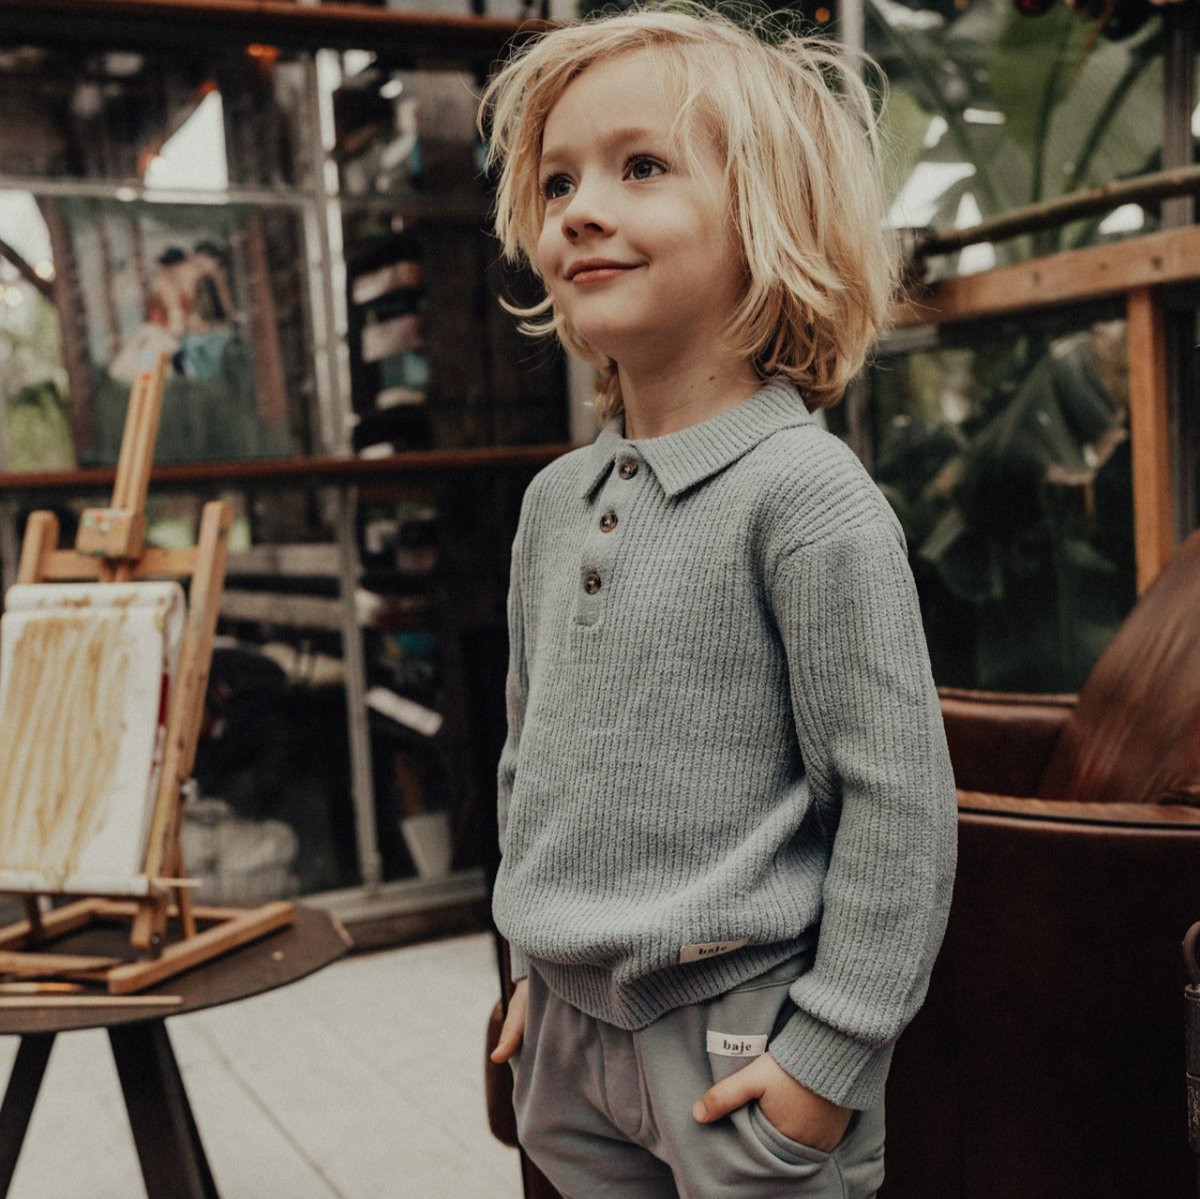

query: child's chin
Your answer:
[571,320,645,361]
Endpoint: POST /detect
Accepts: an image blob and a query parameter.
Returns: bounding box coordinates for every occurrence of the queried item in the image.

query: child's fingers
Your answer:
[490,980,528,1063]
[490,1014,522,1062]
[490,1029,518,1062]
[691,1056,769,1123]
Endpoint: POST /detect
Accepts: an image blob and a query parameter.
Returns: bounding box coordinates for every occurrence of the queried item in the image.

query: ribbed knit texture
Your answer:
[494,380,957,1110]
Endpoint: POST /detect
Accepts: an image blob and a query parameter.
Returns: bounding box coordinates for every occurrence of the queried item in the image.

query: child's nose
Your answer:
[561,183,614,240]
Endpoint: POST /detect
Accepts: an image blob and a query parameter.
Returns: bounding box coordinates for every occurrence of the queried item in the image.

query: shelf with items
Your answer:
[330,44,567,457]
[343,213,431,455]
[0,2,569,941]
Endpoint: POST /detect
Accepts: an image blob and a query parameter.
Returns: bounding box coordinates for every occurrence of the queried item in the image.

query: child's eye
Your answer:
[626,156,665,181]
[540,174,573,200]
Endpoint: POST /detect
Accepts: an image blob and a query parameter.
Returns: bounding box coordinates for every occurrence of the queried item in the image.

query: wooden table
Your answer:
[0,905,348,1199]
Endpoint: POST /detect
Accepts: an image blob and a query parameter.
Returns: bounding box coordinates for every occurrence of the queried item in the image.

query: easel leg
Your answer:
[167,835,197,941]
[0,1034,55,1198]
[130,895,168,954]
[109,1022,219,1199]
[20,900,42,946]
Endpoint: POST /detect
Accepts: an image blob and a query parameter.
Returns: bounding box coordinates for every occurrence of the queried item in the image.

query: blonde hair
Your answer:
[479,3,898,421]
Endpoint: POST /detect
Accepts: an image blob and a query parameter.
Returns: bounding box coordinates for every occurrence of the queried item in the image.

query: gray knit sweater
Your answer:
[494,379,957,1110]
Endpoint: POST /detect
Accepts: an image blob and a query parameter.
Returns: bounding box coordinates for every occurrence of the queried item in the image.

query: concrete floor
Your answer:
[0,932,524,1199]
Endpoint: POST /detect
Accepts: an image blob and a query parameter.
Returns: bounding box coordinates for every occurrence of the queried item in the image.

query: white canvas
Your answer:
[0,581,185,896]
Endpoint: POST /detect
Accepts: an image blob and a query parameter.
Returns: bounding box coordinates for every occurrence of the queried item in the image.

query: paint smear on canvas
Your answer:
[0,614,129,874]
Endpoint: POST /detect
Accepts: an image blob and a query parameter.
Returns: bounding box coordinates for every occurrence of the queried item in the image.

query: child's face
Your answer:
[535,49,743,373]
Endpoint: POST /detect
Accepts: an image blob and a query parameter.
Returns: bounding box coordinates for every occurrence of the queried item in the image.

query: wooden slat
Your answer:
[892,224,1200,329]
[93,899,247,923]
[226,543,341,579]
[35,545,198,582]
[1126,287,1175,592]
[220,589,343,630]
[108,901,295,994]
[0,995,182,1008]
[0,951,120,976]
[0,898,108,950]
[0,443,571,497]
[957,790,1200,827]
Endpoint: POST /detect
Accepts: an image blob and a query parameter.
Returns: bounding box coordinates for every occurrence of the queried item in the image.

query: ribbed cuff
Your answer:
[768,1008,895,1111]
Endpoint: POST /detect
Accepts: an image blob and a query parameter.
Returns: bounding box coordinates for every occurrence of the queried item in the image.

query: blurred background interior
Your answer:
[0,0,1189,957]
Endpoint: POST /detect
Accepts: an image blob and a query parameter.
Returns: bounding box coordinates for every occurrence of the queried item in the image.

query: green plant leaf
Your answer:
[1048,27,1163,198]
[989,3,1088,198]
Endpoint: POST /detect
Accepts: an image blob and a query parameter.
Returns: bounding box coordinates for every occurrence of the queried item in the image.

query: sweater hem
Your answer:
[525,937,815,1032]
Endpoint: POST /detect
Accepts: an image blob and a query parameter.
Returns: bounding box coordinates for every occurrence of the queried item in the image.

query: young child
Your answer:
[482,8,957,1196]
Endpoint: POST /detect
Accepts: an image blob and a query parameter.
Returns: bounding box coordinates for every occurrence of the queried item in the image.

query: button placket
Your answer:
[575,452,639,626]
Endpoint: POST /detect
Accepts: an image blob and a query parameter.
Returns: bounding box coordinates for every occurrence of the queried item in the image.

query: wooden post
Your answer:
[15,512,59,588]
[132,499,232,952]
[1126,286,1174,593]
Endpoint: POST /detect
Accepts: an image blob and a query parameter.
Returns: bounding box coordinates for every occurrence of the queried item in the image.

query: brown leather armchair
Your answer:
[486,531,1200,1199]
[885,530,1200,1199]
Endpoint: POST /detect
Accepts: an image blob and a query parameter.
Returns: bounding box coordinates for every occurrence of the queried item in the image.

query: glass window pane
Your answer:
[0,44,309,190]
[871,310,1135,691]
[872,0,1165,278]
[0,195,316,466]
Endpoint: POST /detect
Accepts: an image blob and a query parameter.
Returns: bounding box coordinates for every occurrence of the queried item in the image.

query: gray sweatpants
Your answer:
[512,955,886,1199]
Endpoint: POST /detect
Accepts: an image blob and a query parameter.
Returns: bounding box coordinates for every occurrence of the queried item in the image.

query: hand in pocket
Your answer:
[692,1052,852,1152]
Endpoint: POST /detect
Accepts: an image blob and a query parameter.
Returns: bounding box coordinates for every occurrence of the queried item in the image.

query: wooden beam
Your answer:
[892,225,1200,329]
[35,546,198,582]
[912,164,1200,261]
[0,0,542,57]
[0,443,570,497]
[1126,287,1174,593]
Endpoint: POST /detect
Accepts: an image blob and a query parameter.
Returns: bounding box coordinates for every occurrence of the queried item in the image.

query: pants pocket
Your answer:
[747,1102,860,1167]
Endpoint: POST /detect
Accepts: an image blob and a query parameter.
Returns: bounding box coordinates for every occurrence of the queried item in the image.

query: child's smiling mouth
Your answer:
[566,259,639,283]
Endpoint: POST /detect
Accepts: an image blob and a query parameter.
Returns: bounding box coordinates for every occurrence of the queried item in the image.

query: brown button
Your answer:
[618,458,639,480]
[599,511,618,533]
[583,571,602,595]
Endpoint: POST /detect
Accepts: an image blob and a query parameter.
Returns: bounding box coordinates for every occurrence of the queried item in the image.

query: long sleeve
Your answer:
[765,518,958,1110]
[497,518,529,983]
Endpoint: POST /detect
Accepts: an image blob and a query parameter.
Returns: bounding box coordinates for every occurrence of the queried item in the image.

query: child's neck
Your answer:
[619,357,762,441]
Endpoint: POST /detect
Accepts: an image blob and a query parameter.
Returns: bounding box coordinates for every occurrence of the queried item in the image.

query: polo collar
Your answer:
[579,379,815,500]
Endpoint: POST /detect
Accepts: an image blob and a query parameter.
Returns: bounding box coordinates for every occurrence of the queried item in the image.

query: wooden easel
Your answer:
[0,356,293,993]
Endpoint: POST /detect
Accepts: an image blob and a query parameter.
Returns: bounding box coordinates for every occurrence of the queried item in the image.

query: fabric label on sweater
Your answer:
[706,1031,768,1057]
[679,937,748,964]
